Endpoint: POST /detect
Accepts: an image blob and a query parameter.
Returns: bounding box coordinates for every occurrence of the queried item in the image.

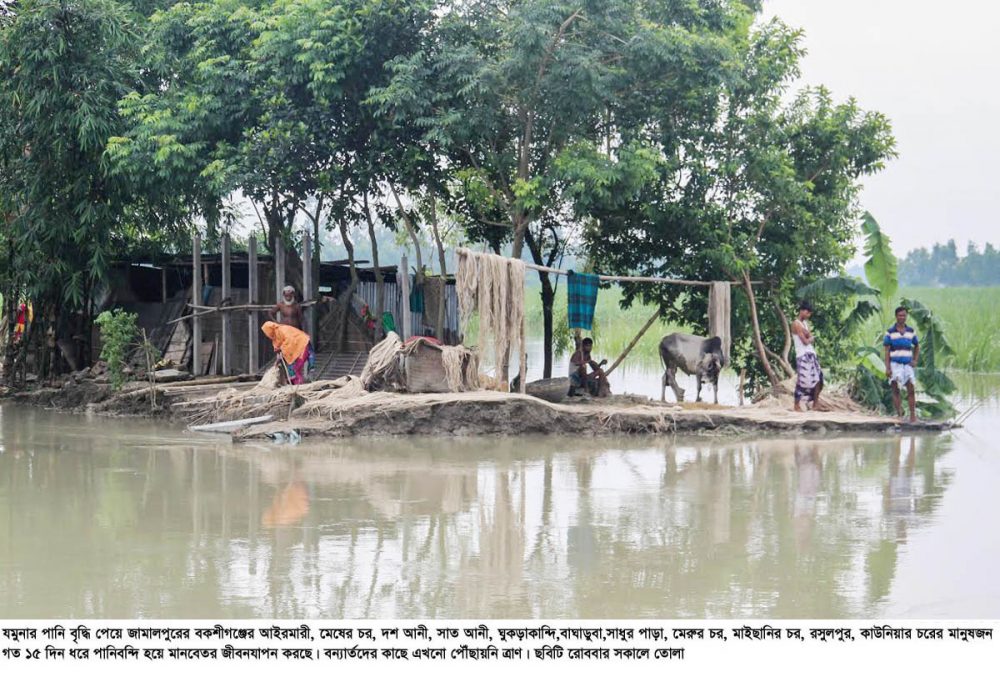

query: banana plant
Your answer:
[798,213,955,418]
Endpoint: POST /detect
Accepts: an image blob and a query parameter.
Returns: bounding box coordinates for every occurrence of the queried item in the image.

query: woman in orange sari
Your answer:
[261,321,314,385]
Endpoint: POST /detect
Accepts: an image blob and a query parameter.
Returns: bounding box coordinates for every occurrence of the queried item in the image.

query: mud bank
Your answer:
[223,382,951,440]
[3,374,953,438]
[2,374,257,419]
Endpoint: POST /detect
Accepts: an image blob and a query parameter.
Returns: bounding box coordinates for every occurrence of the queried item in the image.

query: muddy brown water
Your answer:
[1,374,998,619]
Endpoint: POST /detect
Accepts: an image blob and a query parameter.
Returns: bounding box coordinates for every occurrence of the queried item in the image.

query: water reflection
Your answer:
[1,405,984,618]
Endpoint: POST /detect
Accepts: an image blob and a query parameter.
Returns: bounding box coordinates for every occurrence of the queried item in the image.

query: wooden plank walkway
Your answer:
[311,350,368,381]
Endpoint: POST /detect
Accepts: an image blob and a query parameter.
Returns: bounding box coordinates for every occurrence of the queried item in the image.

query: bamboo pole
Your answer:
[248,236,259,374]
[455,247,760,286]
[166,300,322,326]
[303,231,315,342]
[192,234,202,376]
[603,308,661,377]
[274,236,285,322]
[221,232,232,376]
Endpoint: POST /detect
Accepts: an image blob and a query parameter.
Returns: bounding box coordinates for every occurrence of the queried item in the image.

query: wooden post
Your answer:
[274,236,285,319]
[161,267,167,304]
[248,236,259,374]
[192,234,202,376]
[399,255,411,340]
[221,232,232,376]
[302,231,315,341]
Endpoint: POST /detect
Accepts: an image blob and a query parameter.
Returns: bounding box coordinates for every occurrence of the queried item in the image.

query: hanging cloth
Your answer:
[567,271,600,331]
[707,281,731,365]
[409,280,425,314]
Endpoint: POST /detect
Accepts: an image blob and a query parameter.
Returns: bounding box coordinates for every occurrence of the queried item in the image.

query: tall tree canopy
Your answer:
[374,0,758,376]
[562,18,895,387]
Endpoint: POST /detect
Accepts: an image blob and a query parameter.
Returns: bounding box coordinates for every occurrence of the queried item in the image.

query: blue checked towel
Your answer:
[567,271,600,330]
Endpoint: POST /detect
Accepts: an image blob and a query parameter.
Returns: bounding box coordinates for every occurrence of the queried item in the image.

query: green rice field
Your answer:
[869,287,1000,373]
[524,283,1000,373]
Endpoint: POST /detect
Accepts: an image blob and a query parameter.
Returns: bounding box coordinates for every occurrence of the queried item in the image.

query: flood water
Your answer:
[1,376,999,619]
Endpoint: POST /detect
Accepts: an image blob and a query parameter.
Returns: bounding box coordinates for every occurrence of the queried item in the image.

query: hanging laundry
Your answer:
[567,271,600,331]
[707,281,731,364]
[409,280,425,314]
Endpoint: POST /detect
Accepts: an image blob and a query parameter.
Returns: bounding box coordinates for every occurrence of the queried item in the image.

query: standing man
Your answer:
[270,285,303,330]
[884,306,919,422]
[792,300,825,412]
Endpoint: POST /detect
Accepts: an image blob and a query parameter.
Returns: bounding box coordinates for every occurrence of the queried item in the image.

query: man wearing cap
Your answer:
[270,285,304,330]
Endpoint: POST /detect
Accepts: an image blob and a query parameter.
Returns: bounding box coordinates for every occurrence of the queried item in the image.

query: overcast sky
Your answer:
[764,0,1000,257]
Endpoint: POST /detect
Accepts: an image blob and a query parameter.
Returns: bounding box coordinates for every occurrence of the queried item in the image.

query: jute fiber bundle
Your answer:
[433,344,479,392]
[358,332,479,393]
[456,249,527,392]
[360,331,404,391]
[181,370,348,426]
[708,281,731,365]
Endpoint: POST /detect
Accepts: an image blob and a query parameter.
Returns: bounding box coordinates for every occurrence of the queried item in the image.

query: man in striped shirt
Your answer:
[883,306,920,422]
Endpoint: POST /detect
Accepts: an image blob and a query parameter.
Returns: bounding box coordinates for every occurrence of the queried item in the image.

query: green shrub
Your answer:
[95,309,139,390]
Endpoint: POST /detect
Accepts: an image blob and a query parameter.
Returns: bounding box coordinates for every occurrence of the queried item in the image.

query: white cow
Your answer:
[659,333,725,404]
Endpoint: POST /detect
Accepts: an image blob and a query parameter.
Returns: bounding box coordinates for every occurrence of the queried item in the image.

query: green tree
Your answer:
[375,0,751,377]
[0,0,142,383]
[565,18,895,390]
[800,213,956,418]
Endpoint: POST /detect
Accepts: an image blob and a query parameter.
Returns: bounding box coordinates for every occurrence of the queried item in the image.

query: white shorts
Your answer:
[890,362,916,387]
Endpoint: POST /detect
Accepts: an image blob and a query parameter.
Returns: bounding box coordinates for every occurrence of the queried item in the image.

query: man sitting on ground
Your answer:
[569,337,610,397]
[269,285,303,330]
[884,306,920,423]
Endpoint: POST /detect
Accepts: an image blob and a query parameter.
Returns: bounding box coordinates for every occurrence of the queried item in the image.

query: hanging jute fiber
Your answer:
[456,249,527,392]
[708,281,731,365]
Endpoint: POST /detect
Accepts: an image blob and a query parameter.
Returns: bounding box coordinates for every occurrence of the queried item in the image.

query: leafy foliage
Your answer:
[0,0,142,306]
[861,211,898,325]
[95,309,139,390]
[804,214,956,418]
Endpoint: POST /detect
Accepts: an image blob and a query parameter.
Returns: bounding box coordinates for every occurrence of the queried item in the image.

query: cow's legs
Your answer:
[713,375,719,405]
[696,374,703,402]
[661,370,667,402]
[667,366,685,402]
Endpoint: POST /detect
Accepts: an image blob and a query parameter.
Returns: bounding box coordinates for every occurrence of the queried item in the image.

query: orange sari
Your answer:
[261,321,310,364]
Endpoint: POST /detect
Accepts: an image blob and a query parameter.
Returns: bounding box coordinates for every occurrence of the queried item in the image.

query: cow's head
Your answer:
[699,337,725,378]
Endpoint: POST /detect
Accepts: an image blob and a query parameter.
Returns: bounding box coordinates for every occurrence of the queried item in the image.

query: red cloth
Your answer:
[403,335,442,347]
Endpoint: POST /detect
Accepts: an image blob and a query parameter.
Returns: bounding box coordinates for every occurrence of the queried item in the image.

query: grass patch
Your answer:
[859,287,1000,372]
[522,283,1000,374]
[524,283,688,369]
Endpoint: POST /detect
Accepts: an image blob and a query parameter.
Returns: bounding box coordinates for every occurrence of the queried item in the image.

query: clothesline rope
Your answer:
[455,248,758,286]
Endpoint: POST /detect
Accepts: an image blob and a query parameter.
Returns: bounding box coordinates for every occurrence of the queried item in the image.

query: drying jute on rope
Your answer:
[456,249,527,393]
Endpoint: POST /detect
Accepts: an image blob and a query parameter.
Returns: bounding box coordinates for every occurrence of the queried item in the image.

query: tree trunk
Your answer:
[741,271,782,389]
[82,275,94,368]
[336,218,360,353]
[774,301,795,374]
[363,193,384,339]
[524,230,555,377]
[537,274,554,378]
[389,184,424,280]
